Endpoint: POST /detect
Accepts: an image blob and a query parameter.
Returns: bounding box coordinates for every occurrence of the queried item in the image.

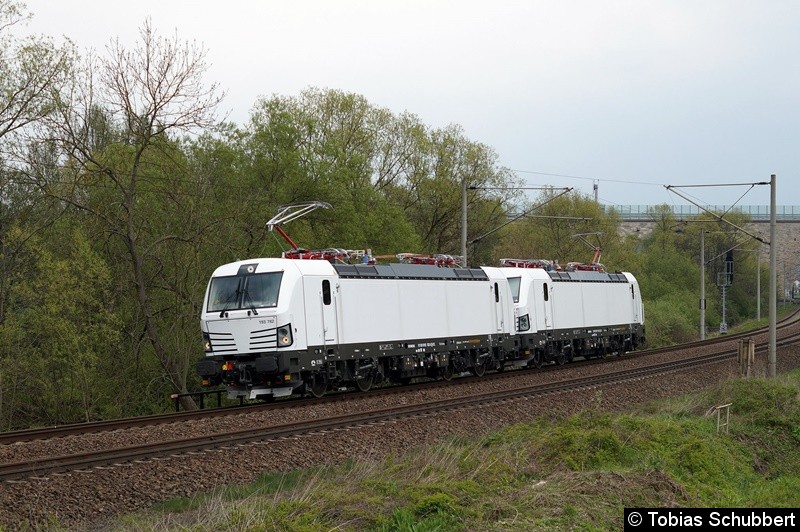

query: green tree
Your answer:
[225,90,518,261]
[495,190,622,268]
[0,223,119,429]
[398,124,517,259]
[210,89,424,257]
[0,0,76,326]
[622,206,762,344]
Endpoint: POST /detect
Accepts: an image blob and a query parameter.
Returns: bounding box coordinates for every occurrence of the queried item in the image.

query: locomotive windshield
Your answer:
[207,272,283,312]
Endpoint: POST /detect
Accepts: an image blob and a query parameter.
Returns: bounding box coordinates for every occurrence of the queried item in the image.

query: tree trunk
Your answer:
[125,221,198,410]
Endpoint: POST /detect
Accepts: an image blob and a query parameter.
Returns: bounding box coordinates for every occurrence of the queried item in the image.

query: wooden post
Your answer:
[739,339,755,378]
[738,340,746,377]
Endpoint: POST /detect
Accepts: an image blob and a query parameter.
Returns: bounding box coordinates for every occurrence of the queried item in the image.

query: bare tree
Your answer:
[0,0,75,146]
[37,19,225,409]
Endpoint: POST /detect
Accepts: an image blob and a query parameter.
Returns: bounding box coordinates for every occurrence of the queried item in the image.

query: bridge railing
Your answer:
[603,205,800,221]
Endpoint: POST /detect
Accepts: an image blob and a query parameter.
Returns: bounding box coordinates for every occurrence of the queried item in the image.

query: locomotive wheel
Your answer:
[472,359,487,377]
[555,351,566,366]
[355,371,374,392]
[440,364,454,381]
[305,374,327,398]
[530,351,542,369]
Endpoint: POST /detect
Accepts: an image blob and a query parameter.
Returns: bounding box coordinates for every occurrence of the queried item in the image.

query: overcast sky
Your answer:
[16,0,799,208]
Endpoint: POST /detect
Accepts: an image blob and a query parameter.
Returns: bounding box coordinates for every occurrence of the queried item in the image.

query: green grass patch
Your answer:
[110,370,800,531]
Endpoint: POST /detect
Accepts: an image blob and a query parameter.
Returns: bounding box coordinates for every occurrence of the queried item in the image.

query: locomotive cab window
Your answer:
[207,272,283,312]
[543,283,549,301]
[322,280,332,305]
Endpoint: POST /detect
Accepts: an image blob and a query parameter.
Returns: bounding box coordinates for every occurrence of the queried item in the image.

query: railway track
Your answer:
[2,308,798,447]
[4,323,800,484]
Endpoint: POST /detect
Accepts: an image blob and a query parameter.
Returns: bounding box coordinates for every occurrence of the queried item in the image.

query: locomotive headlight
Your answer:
[202,332,212,352]
[278,325,293,347]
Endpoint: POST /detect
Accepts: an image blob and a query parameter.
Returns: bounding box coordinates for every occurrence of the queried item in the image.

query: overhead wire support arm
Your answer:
[664,185,769,245]
[665,181,769,188]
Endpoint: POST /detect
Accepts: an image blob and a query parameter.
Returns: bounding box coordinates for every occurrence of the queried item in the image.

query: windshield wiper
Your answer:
[242,288,259,315]
[219,289,241,318]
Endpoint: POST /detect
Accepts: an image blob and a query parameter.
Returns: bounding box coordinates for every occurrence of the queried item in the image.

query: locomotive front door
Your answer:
[303,277,339,353]
[542,282,554,331]
[492,281,505,333]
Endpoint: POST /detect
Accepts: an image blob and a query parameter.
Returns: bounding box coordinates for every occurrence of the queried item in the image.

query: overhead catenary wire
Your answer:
[512,169,666,187]
[468,187,573,246]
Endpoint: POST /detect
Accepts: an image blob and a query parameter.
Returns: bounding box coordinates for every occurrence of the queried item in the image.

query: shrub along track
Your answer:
[2,313,800,528]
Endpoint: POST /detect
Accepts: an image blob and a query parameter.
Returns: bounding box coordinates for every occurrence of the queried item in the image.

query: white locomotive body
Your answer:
[197,258,645,399]
[500,267,645,367]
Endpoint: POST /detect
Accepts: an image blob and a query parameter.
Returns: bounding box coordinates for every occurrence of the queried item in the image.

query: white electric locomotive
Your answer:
[197,256,645,400]
[503,266,645,367]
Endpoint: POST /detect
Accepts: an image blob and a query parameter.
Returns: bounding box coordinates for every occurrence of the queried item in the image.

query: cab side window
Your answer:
[323,280,331,305]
